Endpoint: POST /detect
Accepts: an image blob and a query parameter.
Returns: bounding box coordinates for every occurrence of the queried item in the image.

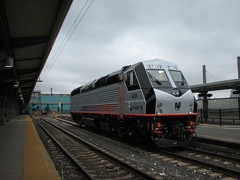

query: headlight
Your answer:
[157,109,162,116]
[172,89,181,96]
[189,103,193,114]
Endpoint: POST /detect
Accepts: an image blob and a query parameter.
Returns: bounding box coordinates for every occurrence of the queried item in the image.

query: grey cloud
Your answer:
[37,0,240,98]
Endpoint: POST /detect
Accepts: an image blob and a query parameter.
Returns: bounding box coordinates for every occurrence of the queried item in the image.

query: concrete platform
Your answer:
[0,115,60,180]
[196,123,240,145]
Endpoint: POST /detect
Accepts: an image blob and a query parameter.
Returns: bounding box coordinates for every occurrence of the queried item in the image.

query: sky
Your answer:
[35,0,240,98]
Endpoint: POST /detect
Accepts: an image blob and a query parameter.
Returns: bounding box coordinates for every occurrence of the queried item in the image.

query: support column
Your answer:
[203,91,208,122]
[202,65,208,121]
[5,97,10,122]
[237,57,240,121]
[203,65,207,84]
[0,89,4,125]
[0,100,4,125]
[237,56,240,79]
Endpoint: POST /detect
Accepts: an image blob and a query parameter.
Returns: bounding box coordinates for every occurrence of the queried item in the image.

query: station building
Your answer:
[30,91,70,115]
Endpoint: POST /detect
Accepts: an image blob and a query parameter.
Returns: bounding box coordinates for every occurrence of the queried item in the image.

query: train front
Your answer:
[144,61,197,147]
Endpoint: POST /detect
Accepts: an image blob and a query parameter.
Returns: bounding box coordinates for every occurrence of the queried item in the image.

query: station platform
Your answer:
[196,123,240,145]
[0,115,60,180]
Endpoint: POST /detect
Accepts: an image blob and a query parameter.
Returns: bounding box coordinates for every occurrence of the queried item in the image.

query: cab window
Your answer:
[169,70,189,88]
[125,71,140,91]
[147,69,171,87]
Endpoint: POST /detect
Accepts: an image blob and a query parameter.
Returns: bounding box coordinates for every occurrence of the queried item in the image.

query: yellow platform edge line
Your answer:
[24,115,61,180]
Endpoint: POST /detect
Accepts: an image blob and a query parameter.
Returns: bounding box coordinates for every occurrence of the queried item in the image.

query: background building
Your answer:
[30,91,70,115]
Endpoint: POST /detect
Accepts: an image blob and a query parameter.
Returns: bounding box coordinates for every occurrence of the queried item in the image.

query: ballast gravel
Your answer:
[35,117,224,180]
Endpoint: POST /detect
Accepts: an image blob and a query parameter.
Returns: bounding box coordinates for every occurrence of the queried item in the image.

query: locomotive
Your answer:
[70,59,197,147]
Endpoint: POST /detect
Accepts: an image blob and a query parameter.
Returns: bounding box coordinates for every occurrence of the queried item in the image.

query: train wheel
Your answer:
[150,134,161,145]
[117,128,124,137]
[76,116,83,126]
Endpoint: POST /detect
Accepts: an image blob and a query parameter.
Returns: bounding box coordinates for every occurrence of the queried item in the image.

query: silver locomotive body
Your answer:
[71,59,197,147]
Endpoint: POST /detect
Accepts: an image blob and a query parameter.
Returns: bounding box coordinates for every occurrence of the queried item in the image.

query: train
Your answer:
[70,59,197,147]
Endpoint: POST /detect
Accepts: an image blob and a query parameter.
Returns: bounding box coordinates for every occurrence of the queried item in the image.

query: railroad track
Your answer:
[35,117,159,180]
[48,116,240,179]
[158,147,240,179]
[184,146,240,165]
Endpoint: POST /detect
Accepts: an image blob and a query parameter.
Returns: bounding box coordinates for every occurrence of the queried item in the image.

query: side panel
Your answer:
[75,84,119,115]
[124,89,146,115]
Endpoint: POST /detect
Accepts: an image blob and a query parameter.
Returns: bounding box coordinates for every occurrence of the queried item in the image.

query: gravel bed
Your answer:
[33,118,87,180]
[191,141,240,159]
[44,118,217,179]
[172,148,240,173]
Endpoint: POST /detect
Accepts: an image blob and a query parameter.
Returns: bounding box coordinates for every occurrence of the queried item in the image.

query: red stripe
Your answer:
[160,113,197,117]
[71,111,119,115]
[124,113,197,117]
[71,111,197,117]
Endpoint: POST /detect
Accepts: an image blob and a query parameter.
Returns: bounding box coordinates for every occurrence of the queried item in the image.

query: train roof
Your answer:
[141,59,180,70]
[71,58,180,95]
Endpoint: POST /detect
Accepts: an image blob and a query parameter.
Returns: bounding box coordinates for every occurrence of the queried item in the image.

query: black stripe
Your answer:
[135,63,156,114]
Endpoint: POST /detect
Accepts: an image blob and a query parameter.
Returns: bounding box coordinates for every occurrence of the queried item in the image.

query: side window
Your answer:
[125,71,140,91]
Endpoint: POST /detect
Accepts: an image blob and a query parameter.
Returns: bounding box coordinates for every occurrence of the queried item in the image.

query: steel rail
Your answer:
[159,149,240,178]
[184,146,240,163]
[35,118,94,179]
[38,117,157,180]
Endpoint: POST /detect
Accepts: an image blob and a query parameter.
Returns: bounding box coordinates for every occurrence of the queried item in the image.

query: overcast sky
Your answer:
[35,0,240,98]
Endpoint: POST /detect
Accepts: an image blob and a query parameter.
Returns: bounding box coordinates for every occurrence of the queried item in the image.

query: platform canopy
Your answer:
[0,0,73,104]
[190,79,240,93]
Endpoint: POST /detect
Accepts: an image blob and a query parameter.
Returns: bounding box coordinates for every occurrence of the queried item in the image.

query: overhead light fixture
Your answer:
[37,77,42,82]
[13,80,19,87]
[5,56,14,68]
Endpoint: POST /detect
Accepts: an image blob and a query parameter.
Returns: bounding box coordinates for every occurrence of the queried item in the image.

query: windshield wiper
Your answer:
[181,76,185,86]
[148,72,162,85]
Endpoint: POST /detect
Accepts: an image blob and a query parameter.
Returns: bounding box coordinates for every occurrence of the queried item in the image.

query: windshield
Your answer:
[147,69,171,87]
[169,70,189,87]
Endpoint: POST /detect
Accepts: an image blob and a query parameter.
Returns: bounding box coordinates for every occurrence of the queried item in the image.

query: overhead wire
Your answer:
[206,70,218,82]
[224,62,237,80]
[40,0,95,84]
[205,60,238,82]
